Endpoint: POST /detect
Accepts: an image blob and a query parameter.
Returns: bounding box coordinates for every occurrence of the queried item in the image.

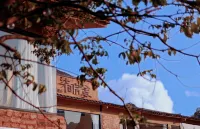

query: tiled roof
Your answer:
[57,94,123,108]
[57,94,200,122]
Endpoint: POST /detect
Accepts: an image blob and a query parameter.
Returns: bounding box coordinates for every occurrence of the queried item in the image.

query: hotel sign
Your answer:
[57,74,98,100]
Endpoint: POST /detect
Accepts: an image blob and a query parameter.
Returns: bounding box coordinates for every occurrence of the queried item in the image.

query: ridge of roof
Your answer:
[57,70,74,77]
[56,70,93,83]
[57,94,200,122]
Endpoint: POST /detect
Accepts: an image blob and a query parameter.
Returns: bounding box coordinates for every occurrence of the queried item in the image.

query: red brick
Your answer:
[3,122,11,127]
[22,112,30,119]
[0,109,66,129]
[45,127,56,129]
[27,125,35,129]
[37,127,45,129]
[38,114,45,120]
[45,121,55,127]
[0,116,11,122]
[30,113,37,119]
[14,111,22,117]
[22,119,37,125]
[0,109,7,116]
[7,110,13,117]
[47,116,58,121]
[59,118,66,125]
[11,117,21,123]
[11,123,20,128]
[59,124,67,129]
[20,124,27,129]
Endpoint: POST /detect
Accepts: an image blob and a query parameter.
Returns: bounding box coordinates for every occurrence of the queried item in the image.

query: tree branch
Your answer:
[0,35,36,43]
[2,75,62,128]
[70,34,137,126]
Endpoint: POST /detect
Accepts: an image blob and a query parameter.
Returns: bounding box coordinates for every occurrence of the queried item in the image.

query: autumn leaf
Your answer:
[197,17,200,26]
[191,23,199,34]
[38,84,46,94]
[163,32,168,43]
[183,27,192,38]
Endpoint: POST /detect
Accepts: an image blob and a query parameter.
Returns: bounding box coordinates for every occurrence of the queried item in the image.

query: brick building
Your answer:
[56,70,200,129]
[0,1,200,129]
[0,66,200,129]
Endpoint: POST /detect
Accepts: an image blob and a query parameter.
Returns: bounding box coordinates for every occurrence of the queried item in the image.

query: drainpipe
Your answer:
[125,119,127,129]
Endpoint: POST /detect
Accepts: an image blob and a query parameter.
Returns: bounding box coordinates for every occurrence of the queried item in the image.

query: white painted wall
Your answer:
[181,123,200,129]
[0,31,57,113]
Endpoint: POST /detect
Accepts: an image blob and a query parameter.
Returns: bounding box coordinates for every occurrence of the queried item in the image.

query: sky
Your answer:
[55,4,200,116]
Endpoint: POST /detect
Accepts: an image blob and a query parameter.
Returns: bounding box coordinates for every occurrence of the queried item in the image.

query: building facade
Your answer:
[0,66,200,129]
[0,2,199,127]
[56,70,200,129]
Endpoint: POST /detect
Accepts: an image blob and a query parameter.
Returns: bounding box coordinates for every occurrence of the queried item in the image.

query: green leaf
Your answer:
[150,74,156,79]
[80,66,87,73]
[92,57,98,65]
[96,68,107,75]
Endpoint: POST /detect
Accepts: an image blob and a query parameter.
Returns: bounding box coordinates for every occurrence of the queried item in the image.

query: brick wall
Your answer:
[102,113,121,129]
[0,108,66,129]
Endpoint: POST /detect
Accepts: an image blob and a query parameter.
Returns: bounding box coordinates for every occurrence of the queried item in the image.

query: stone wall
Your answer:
[0,108,66,129]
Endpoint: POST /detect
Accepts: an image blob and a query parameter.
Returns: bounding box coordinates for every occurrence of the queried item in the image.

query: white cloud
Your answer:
[98,73,174,113]
[185,91,200,97]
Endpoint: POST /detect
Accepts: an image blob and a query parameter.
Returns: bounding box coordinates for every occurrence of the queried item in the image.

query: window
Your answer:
[57,110,100,129]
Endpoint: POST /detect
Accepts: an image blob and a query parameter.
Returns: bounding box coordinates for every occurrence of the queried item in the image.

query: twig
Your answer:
[2,75,61,128]
[70,35,137,126]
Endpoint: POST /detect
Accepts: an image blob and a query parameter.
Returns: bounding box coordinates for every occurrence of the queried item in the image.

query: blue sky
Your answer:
[55,4,200,116]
